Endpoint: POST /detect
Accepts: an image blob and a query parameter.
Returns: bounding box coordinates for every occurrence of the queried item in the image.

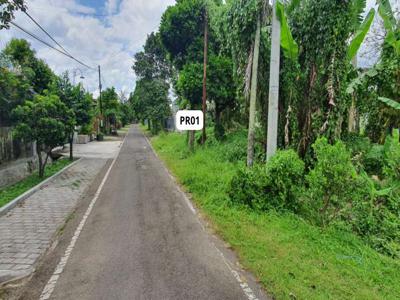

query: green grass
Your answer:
[0,159,73,208]
[149,131,400,300]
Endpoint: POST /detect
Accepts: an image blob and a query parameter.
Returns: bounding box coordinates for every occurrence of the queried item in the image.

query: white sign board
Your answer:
[176,110,204,131]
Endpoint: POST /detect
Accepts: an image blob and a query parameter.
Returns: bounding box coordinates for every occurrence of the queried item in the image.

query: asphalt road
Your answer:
[49,126,266,300]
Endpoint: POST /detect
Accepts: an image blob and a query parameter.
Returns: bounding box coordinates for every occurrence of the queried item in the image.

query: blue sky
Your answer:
[78,0,103,9]
[2,0,175,97]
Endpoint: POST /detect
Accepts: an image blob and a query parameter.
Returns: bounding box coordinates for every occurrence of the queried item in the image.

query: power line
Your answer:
[23,10,71,56]
[10,21,96,70]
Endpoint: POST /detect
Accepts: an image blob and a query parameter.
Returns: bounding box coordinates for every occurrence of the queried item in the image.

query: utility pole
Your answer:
[98,65,104,132]
[201,11,208,145]
[266,0,281,161]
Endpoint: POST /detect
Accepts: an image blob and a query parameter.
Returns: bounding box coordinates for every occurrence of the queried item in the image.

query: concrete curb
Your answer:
[0,158,82,217]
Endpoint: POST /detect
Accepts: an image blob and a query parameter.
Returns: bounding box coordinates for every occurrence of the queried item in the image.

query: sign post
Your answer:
[175,110,204,131]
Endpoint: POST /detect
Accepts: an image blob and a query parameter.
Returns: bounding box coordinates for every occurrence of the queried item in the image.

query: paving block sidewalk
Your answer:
[0,158,107,283]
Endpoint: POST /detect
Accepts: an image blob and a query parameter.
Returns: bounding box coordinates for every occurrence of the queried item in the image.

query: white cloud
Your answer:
[105,0,120,15]
[1,0,175,97]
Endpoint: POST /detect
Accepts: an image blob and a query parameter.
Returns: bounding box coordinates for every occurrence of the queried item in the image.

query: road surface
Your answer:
[46,126,266,300]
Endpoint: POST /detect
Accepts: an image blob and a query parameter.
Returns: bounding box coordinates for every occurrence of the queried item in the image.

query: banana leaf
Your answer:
[347,9,375,61]
[276,1,298,62]
[378,97,400,110]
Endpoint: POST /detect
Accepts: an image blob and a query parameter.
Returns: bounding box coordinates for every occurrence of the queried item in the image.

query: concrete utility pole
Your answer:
[266,0,281,161]
[201,11,208,145]
[98,65,104,132]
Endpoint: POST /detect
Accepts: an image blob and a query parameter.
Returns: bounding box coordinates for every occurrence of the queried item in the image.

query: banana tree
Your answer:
[347,4,376,131]
[346,0,399,141]
[377,0,400,55]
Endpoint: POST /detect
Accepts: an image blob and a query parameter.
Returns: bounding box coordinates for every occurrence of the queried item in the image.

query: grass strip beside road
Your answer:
[0,159,73,208]
[149,131,400,300]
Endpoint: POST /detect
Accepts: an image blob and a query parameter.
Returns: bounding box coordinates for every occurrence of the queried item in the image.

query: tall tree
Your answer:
[176,62,203,150]
[13,94,73,177]
[207,56,235,140]
[0,64,31,126]
[247,14,261,166]
[160,0,207,70]
[101,87,121,133]
[221,0,270,165]
[133,32,171,80]
[281,0,356,157]
[131,79,170,134]
[3,39,54,94]
[51,72,94,160]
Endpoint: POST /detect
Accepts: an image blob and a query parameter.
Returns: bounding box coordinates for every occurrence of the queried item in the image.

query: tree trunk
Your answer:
[247,15,261,167]
[69,135,74,161]
[36,143,44,178]
[348,97,357,132]
[189,130,195,152]
[348,56,358,133]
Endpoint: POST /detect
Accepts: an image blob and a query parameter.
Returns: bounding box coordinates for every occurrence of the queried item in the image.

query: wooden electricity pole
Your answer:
[201,11,208,145]
[266,0,281,161]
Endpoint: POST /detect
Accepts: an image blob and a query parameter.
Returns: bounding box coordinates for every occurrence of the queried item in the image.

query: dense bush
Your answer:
[229,150,305,211]
[349,176,400,258]
[304,136,400,257]
[229,164,268,209]
[305,138,364,226]
[227,133,400,257]
[343,133,384,176]
[363,144,384,176]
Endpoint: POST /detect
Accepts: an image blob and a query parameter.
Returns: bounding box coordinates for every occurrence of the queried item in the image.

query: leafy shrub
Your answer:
[229,164,268,209]
[343,133,385,175]
[305,138,362,226]
[343,133,371,158]
[383,130,400,181]
[349,176,400,258]
[263,150,305,211]
[229,150,305,211]
[222,130,248,162]
[79,124,93,135]
[363,144,384,176]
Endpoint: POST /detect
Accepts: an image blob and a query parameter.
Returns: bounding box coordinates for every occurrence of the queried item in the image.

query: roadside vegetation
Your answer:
[149,130,400,299]
[133,0,399,298]
[0,38,133,177]
[1,0,399,298]
[0,158,72,208]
